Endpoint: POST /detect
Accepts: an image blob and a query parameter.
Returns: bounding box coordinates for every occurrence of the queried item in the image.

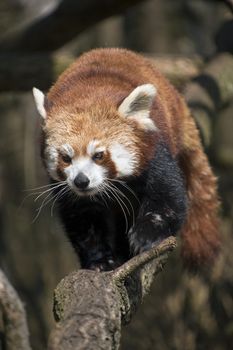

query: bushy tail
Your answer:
[179,116,221,270]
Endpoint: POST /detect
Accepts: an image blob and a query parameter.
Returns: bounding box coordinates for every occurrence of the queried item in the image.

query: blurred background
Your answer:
[0,0,232,349]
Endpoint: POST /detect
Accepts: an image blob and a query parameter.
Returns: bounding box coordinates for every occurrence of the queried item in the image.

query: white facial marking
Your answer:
[153,214,162,222]
[32,87,47,119]
[87,140,106,157]
[45,146,59,180]
[64,156,107,194]
[110,143,138,177]
[118,84,157,131]
[61,143,74,158]
[87,140,99,156]
[152,213,164,227]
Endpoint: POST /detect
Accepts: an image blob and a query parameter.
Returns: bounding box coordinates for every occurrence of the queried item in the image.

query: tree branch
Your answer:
[48,237,176,350]
[113,236,176,282]
[0,270,31,350]
[0,0,146,53]
[0,238,176,349]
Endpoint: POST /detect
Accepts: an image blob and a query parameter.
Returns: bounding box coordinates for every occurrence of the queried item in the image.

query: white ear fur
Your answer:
[118,84,157,131]
[32,87,47,119]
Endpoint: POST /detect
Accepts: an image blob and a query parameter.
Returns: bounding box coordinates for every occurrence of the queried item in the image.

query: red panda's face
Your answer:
[43,117,141,197]
[33,83,157,197]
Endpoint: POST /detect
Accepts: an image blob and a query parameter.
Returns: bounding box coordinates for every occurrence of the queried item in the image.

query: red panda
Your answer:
[32,48,220,271]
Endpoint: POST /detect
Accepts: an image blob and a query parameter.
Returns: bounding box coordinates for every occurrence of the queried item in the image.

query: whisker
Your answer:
[106,187,128,233]
[106,183,131,216]
[104,183,129,234]
[20,181,67,209]
[106,181,136,226]
[51,186,69,217]
[97,185,109,208]
[18,181,63,210]
[32,192,54,223]
[32,183,67,222]
[23,181,66,192]
[101,193,109,208]
[34,182,66,202]
[99,184,111,201]
[106,178,140,204]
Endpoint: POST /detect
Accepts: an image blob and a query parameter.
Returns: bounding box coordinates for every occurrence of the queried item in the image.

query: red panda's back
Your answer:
[47,48,187,156]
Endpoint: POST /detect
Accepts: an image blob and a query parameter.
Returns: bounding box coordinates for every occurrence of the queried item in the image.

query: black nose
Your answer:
[74,173,90,190]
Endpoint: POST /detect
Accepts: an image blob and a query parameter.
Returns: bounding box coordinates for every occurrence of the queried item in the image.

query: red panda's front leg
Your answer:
[128,144,187,254]
[55,196,118,271]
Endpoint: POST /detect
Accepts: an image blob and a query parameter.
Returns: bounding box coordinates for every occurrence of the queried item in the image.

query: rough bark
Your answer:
[0,270,31,350]
[0,0,146,53]
[0,238,176,350]
[48,237,177,350]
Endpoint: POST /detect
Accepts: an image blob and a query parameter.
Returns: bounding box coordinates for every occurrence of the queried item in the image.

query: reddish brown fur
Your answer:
[179,108,221,268]
[45,48,220,267]
[96,150,117,178]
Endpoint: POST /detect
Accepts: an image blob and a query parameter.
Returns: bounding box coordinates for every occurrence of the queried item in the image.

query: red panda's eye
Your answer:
[61,154,72,164]
[93,151,104,161]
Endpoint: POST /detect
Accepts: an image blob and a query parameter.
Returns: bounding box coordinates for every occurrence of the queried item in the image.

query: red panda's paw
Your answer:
[128,222,166,256]
[85,256,118,272]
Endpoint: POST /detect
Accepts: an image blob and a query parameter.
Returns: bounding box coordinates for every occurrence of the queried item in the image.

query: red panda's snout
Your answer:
[64,150,109,197]
[44,138,140,197]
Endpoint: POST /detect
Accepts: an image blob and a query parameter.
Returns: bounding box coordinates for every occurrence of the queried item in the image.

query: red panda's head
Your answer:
[32,84,157,197]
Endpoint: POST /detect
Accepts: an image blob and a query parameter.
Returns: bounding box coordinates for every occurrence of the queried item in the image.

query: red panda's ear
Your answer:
[118,84,157,131]
[32,87,47,119]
